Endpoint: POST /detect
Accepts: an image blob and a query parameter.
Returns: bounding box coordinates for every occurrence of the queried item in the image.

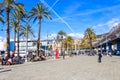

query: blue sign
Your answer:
[10,42,14,51]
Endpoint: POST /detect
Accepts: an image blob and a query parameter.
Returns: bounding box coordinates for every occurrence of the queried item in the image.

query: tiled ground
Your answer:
[0,55,120,80]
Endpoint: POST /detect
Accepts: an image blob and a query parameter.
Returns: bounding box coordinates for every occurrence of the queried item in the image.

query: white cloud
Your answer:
[0,36,15,42]
[48,33,57,39]
[41,33,57,40]
[106,18,120,28]
[41,33,84,40]
[10,39,14,41]
[0,36,3,40]
[93,18,120,30]
[68,33,84,39]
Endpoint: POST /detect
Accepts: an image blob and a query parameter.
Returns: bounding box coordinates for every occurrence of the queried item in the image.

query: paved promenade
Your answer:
[0,55,120,80]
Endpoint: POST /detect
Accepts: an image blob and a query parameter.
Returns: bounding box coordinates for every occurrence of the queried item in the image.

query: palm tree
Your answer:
[29,3,52,56]
[57,30,66,54]
[63,36,73,50]
[0,0,25,56]
[0,9,4,23]
[20,23,35,53]
[12,9,26,57]
[80,39,90,48]
[84,28,96,55]
[57,30,66,40]
[11,19,17,51]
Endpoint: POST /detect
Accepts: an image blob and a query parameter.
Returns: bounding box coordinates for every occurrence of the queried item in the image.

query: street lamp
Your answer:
[45,33,51,55]
[106,33,108,53]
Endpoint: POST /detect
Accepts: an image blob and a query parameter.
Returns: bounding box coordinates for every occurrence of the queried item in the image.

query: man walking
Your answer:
[98,52,102,63]
[62,51,65,59]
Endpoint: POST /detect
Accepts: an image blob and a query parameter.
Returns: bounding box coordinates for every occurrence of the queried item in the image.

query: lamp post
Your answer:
[60,35,63,56]
[66,37,68,54]
[46,34,48,55]
[106,34,108,53]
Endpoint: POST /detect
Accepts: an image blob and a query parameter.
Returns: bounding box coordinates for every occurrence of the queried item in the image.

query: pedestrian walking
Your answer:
[62,51,65,59]
[98,52,102,63]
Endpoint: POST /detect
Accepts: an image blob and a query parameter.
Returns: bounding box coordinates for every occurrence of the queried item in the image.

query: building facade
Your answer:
[94,23,120,53]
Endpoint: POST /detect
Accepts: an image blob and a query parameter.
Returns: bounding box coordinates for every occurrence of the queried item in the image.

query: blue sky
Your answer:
[0,0,120,40]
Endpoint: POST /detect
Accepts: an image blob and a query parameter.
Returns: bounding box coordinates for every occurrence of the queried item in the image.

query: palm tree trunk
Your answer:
[17,28,20,57]
[6,7,10,57]
[25,27,28,62]
[90,38,92,55]
[61,41,63,55]
[14,27,16,51]
[26,27,28,55]
[37,19,41,56]
[17,21,20,58]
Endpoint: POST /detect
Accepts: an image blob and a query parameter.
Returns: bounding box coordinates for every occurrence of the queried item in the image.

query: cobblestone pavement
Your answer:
[0,55,120,80]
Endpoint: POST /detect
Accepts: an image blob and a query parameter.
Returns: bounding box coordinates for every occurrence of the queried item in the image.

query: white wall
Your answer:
[0,41,6,51]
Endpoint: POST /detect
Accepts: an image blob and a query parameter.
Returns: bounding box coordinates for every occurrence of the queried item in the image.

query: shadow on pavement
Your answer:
[0,69,11,73]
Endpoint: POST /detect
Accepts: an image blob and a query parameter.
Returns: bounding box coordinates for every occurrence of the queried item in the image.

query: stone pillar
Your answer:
[117,42,120,51]
[108,43,112,51]
[103,45,106,51]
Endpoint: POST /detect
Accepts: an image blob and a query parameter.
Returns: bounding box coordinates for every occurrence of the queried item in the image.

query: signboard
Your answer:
[0,41,6,51]
[10,42,14,51]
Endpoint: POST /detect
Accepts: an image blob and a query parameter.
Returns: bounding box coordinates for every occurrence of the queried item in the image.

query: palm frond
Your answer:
[30,3,52,20]
[37,3,42,12]
[25,23,35,37]
[0,17,4,23]
[0,9,4,24]
[19,23,35,38]
[0,9,4,16]
[0,1,4,8]
[33,17,38,23]
[11,3,25,13]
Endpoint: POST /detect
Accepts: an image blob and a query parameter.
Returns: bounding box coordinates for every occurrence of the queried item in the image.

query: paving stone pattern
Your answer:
[0,56,120,80]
